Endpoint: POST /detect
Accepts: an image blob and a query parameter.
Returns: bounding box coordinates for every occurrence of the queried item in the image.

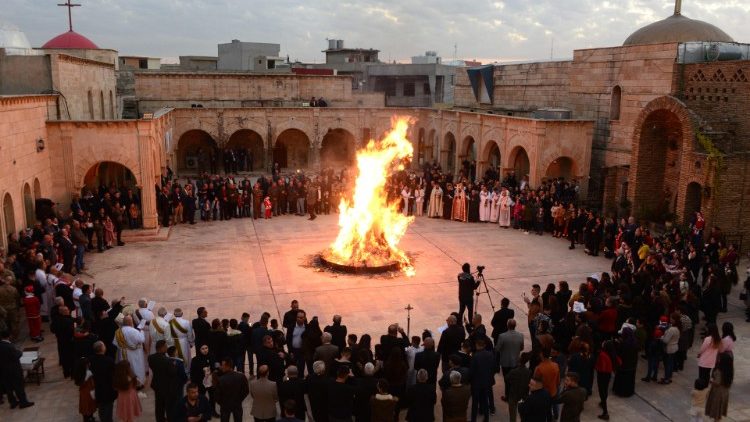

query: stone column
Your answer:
[137,122,158,229]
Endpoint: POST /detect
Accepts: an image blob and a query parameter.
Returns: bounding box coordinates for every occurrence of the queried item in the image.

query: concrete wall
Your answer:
[0,95,56,249]
[218,41,280,71]
[38,48,118,69]
[0,54,53,95]
[49,54,117,120]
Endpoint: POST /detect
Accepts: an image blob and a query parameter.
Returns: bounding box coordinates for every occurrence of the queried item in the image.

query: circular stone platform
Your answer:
[318,250,401,274]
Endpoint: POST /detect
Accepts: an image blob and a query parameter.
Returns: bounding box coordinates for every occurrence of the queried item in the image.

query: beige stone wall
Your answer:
[0,95,56,249]
[49,54,117,121]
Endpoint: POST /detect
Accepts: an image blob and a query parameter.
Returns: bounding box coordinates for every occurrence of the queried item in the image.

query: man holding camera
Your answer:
[457,263,481,323]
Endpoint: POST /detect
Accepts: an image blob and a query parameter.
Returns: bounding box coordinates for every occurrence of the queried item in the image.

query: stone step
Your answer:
[120,226,171,242]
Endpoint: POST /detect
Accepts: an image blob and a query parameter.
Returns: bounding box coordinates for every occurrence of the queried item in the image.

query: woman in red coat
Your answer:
[23,286,43,342]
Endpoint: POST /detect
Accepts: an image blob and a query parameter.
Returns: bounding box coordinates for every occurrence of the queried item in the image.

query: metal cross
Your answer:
[57,0,81,32]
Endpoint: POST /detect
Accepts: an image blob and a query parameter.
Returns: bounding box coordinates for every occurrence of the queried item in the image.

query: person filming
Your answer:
[457,263,481,322]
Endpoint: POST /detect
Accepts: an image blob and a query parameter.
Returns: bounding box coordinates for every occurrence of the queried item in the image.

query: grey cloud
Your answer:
[5,0,749,63]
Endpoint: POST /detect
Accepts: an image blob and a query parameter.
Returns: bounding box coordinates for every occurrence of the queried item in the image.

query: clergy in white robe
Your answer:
[401,187,413,216]
[133,299,154,354]
[170,308,194,372]
[498,190,513,227]
[427,183,443,218]
[149,307,173,354]
[415,187,425,216]
[114,316,146,385]
[41,271,60,318]
[479,187,490,222]
[489,190,500,223]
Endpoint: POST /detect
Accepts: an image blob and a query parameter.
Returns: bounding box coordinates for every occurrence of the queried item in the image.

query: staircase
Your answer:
[120,226,171,243]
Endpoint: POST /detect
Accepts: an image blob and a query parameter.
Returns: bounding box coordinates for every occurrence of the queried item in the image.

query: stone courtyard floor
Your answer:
[2,215,748,421]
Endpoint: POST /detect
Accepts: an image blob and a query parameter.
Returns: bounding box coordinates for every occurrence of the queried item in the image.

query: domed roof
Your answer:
[42,30,99,49]
[0,21,32,50]
[624,13,733,46]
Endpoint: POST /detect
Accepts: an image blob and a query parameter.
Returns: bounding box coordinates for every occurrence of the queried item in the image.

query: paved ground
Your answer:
[3,215,748,421]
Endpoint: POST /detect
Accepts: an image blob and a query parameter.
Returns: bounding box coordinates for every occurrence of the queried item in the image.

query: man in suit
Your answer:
[0,330,34,409]
[470,337,495,422]
[237,312,253,376]
[414,337,441,385]
[192,307,211,349]
[495,319,524,400]
[286,311,307,376]
[89,341,115,422]
[406,369,437,421]
[59,228,75,273]
[323,315,347,352]
[149,340,179,422]
[215,357,249,422]
[518,374,552,422]
[379,323,409,362]
[441,370,471,422]
[437,315,466,370]
[278,365,306,420]
[313,332,339,376]
[490,298,515,341]
[250,364,278,422]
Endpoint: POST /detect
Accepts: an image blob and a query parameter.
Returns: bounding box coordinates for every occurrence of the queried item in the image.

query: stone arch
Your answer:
[82,161,140,194]
[273,121,314,147]
[227,129,265,171]
[610,85,622,120]
[320,128,357,168]
[629,96,695,222]
[441,132,457,174]
[275,128,310,169]
[33,178,42,199]
[460,135,477,161]
[175,129,218,173]
[22,183,34,228]
[416,127,426,165]
[482,140,502,170]
[508,145,530,179]
[685,181,702,217]
[321,119,360,147]
[3,192,15,239]
[545,156,578,180]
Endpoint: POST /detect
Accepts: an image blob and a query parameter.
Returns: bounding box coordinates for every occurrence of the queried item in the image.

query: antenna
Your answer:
[550,38,554,60]
[453,43,458,63]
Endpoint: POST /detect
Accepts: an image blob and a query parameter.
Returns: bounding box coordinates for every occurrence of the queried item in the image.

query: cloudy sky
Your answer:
[6,0,750,63]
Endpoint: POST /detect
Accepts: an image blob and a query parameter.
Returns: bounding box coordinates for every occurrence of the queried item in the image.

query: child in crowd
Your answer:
[263,196,272,219]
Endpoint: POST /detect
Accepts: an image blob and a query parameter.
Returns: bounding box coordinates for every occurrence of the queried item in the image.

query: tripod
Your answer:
[474,271,495,316]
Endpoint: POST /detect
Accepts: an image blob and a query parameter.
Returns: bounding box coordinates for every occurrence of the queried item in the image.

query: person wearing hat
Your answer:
[23,286,43,342]
[518,373,552,422]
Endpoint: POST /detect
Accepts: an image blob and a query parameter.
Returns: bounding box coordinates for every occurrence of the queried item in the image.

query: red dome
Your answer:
[42,30,98,49]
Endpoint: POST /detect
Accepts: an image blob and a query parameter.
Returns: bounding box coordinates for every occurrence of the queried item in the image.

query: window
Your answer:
[610,85,622,120]
[99,91,105,119]
[385,80,397,96]
[404,82,415,97]
[87,90,94,119]
[423,82,431,95]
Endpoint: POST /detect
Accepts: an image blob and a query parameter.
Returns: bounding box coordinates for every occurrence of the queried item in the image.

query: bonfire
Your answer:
[326,117,416,276]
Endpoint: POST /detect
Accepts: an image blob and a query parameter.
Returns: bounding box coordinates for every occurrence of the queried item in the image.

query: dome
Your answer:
[0,21,32,50]
[623,13,733,46]
[42,30,99,49]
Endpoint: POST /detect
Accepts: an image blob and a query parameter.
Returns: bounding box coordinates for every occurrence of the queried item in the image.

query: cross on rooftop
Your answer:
[674,0,682,15]
[57,0,81,32]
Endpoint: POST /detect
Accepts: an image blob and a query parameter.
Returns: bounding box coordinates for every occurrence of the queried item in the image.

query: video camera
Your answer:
[476,265,485,276]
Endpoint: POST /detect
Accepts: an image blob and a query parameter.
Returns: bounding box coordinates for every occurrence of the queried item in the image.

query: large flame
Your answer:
[329,117,416,276]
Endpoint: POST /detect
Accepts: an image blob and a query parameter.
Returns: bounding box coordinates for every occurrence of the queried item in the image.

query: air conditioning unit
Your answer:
[185,156,199,169]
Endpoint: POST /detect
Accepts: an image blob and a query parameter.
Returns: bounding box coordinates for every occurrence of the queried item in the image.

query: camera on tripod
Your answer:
[476,265,485,275]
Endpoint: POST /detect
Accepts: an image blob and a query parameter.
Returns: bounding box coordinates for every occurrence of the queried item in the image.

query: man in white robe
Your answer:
[479,187,490,222]
[149,307,173,354]
[169,308,194,372]
[489,190,500,223]
[498,189,513,227]
[113,315,147,385]
[427,182,443,218]
[133,298,154,355]
[41,265,62,319]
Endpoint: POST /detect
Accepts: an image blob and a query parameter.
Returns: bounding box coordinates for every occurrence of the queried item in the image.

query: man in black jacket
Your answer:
[149,340,179,422]
[457,263,480,323]
[323,315,347,352]
[470,338,495,422]
[0,330,34,409]
[215,357,249,422]
[437,314,466,370]
[414,337,441,385]
[278,366,306,420]
[490,297,515,341]
[192,307,211,349]
[90,341,116,422]
[518,374,552,422]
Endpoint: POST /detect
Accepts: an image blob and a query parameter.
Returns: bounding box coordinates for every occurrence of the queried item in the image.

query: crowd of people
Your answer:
[0,159,746,422]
